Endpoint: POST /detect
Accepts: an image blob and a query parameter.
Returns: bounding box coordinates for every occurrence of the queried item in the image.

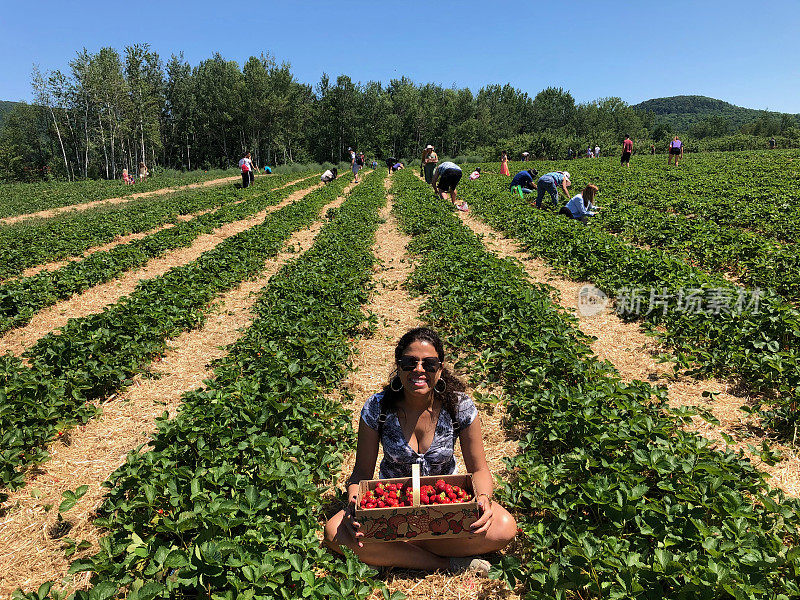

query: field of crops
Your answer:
[1,152,799,599]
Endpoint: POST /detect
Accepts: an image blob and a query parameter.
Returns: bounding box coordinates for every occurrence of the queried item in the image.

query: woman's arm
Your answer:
[459,416,492,499]
[346,418,380,503]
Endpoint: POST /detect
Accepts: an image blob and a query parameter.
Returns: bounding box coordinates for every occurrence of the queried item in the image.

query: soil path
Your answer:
[456,209,800,497]
[330,177,519,600]
[0,178,360,598]
[0,182,324,357]
[0,174,258,227]
[14,175,313,280]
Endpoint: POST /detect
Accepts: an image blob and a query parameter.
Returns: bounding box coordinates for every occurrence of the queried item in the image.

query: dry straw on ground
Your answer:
[0,178,359,598]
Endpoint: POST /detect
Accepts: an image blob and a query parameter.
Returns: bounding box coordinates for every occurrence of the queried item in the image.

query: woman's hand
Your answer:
[343,500,364,547]
[470,494,494,534]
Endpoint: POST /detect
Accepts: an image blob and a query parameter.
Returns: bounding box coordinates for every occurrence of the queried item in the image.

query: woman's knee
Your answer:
[490,507,518,546]
[323,511,345,545]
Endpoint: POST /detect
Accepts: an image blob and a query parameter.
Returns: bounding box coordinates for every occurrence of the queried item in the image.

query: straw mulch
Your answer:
[0,179,356,598]
[458,212,800,498]
[0,182,323,358]
[323,177,522,600]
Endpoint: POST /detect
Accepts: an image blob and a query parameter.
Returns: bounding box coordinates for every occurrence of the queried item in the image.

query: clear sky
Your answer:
[1,0,798,113]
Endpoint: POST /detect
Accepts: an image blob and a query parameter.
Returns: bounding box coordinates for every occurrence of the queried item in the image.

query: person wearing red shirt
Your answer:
[621,135,633,168]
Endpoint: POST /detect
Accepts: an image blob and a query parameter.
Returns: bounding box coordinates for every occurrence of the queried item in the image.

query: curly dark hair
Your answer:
[378,327,466,427]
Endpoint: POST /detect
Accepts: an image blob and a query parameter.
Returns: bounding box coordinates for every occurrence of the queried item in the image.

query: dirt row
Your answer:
[0,182,324,358]
[15,174,313,280]
[0,178,360,598]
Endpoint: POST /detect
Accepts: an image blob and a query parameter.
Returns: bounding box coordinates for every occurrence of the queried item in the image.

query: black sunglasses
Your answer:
[397,356,442,373]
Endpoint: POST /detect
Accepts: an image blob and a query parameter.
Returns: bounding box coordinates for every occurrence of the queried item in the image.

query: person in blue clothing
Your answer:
[535,171,571,209]
[263,165,272,174]
[509,169,538,195]
[559,184,602,224]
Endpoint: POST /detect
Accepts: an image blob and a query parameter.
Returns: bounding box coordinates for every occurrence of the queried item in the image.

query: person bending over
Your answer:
[321,167,338,184]
[432,161,466,210]
[535,170,571,209]
[509,169,538,196]
[324,328,517,575]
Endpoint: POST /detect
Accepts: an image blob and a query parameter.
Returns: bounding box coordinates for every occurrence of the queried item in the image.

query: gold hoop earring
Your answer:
[390,375,403,392]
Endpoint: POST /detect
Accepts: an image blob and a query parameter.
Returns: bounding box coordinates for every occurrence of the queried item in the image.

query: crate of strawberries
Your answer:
[354,468,480,541]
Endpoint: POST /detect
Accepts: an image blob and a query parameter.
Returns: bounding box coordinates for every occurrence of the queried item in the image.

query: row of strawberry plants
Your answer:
[390,169,800,599]
[22,170,390,600]
[595,202,800,299]
[0,174,351,497]
[458,176,800,431]
[0,173,308,280]
[0,175,317,335]
[0,168,239,219]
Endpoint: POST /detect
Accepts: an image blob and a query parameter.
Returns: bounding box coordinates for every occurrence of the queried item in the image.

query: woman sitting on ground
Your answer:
[324,327,517,575]
[560,183,603,224]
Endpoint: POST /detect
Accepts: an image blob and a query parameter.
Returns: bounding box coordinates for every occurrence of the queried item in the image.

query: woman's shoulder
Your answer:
[360,391,384,429]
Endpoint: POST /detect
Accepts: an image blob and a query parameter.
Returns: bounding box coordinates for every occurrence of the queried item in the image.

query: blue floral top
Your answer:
[360,392,478,479]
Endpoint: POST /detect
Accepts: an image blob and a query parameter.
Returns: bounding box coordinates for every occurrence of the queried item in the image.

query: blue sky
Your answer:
[1,0,798,113]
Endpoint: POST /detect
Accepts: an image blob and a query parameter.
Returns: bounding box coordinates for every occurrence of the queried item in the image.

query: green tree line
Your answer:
[2,45,798,182]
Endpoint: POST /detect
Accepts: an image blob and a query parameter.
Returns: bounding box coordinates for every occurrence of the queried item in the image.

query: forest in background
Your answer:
[2,44,800,182]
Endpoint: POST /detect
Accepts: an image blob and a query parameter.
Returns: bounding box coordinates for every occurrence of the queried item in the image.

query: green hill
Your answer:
[0,100,22,130]
[633,95,800,133]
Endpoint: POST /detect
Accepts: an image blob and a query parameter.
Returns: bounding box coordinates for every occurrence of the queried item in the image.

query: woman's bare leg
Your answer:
[324,509,450,570]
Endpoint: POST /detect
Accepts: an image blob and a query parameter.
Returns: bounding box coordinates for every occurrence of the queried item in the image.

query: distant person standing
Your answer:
[769,137,777,149]
[238,152,254,188]
[521,151,530,161]
[349,147,362,182]
[500,150,511,176]
[536,170,571,209]
[650,143,656,155]
[621,135,633,167]
[432,161,466,210]
[567,147,574,160]
[138,161,149,182]
[372,159,378,169]
[594,144,600,158]
[587,145,593,158]
[667,136,683,166]
[422,145,439,184]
